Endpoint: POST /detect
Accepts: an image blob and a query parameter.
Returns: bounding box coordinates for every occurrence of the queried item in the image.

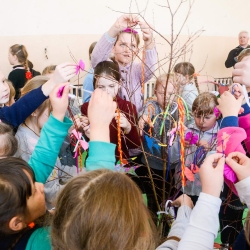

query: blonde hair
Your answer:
[42,65,56,76]
[10,44,29,70]
[51,169,158,250]
[6,80,15,106]
[154,73,178,94]
[21,76,51,119]
[238,48,250,62]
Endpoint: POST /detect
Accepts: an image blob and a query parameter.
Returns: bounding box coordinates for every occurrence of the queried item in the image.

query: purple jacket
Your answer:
[91,32,157,113]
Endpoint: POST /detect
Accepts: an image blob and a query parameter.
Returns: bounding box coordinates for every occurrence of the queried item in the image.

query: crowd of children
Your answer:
[1,13,250,250]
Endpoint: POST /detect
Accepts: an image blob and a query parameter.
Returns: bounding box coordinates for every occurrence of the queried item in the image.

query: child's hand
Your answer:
[114,112,131,134]
[172,194,194,209]
[72,114,88,131]
[42,62,76,96]
[217,91,244,117]
[200,153,225,197]
[109,14,139,37]
[138,21,154,49]
[198,140,210,150]
[50,83,70,122]
[138,114,153,136]
[233,55,250,87]
[226,152,250,182]
[88,89,117,142]
[83,124,90,138]
[229,84,243,100]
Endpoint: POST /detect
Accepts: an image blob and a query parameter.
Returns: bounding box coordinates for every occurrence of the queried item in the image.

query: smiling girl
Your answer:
[91,14,157,113]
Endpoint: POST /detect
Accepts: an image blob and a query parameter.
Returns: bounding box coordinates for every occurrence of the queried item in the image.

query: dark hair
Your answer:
[93,61,121,88]
[0,157,35,234]
[192,92,218,117]
[0,122,18,157]
[9,44,29,71]
[89,42,97,60]
[174,62,200,94]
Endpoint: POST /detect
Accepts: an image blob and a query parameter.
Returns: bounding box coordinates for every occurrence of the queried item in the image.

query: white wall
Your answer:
[0,0,249,81]
[1,0,250,36]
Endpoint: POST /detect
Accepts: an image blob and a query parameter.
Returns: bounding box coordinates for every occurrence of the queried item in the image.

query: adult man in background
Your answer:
[225,30,250,68]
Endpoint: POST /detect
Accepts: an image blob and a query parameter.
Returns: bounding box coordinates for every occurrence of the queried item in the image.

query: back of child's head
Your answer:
[42,65,57,76]
[93,60,121,88]
[51,169,157,250]
[192,92,218,116]
[89,42,97,60]
[0,122,17,157]
[115,28,140,47]
[174,62,200,93]
[9,44,29,70]
[21,76,52,118]
[0,157,35,234]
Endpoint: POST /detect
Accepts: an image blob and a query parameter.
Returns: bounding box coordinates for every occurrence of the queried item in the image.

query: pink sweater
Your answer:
[91,33,157,113]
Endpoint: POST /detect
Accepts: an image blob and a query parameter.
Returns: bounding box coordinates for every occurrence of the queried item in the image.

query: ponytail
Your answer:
[193,75,200,94]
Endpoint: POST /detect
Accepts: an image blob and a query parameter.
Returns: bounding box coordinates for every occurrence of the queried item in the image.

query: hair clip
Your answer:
[19,44,22,47]
[123,28,138,34]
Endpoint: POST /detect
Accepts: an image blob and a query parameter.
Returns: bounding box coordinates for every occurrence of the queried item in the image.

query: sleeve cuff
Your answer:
[240,102,250,116]
[105,32,117,43]
[220,116,238,128]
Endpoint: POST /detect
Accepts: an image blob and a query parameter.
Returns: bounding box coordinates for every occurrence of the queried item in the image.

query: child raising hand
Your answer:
[91,14,157,113]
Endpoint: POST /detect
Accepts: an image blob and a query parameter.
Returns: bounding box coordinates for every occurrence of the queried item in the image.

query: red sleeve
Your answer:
[81,102,89,116]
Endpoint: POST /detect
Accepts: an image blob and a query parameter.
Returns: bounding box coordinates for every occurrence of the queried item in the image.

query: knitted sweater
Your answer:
[0,85,47,128]
[81,95,140,161]
[91,32,157,113]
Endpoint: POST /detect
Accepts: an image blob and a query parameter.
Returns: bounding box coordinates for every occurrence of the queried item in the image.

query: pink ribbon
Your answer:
[72,129,89,158]
[185,132,198,145]
[76,60,85,75]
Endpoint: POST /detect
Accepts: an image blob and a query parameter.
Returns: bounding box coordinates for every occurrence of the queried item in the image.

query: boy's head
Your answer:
[93,61,121,98]
[192,92,218,132]
[112,28,140,66]
[154,74,177,109]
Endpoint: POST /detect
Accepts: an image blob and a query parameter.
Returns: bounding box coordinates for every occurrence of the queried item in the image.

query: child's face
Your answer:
[194,113,217,132]
[8,50,16,65]
[113,33,138,66]
[37,107,50,131]
[0,71,10,105]
[96,76,119,99]
[25,170,46,223]
[155,82,175,109]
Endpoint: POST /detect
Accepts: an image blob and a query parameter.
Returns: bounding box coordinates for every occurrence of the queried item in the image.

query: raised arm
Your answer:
[28,83,73,183]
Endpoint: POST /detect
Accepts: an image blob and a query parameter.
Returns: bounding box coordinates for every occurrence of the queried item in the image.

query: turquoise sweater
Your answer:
[26,114,115,249]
